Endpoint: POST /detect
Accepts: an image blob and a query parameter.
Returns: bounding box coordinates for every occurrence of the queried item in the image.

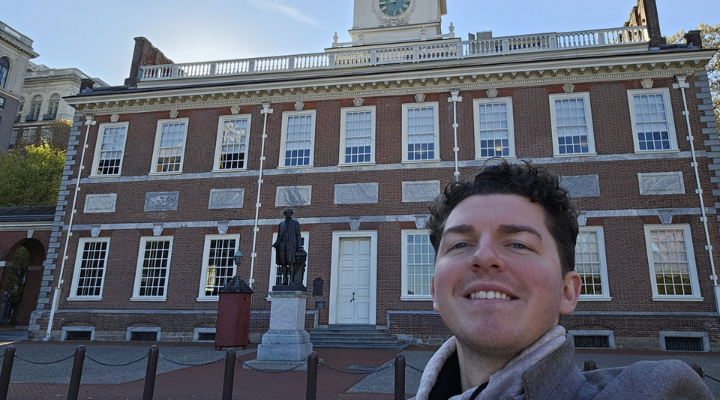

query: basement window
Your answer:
[193,327,216,342]
[660,331,709,352]
[569,330,615,349]
[62,326,95,341]
[126,327,161,342]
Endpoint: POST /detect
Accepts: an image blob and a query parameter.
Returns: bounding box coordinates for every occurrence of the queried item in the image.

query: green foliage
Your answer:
[0,143,66,207]
[44,119,73,149]
[667,24,720,126]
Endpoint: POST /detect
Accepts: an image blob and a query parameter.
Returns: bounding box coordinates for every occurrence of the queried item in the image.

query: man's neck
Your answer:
[455,342,518,392]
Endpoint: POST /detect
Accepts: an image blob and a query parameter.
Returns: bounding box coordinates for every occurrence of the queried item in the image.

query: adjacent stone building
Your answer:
[28,0,720,351]
[11,62,108,149]
[0,20,38,150]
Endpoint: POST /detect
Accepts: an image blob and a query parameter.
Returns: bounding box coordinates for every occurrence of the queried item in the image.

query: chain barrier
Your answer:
[160,353,224,367]
[319,359,394,375]
[14,353,75,365]
[405,362,424,373]
[237,358,306,374]
[86,354,148,367]
[705,373,720,384]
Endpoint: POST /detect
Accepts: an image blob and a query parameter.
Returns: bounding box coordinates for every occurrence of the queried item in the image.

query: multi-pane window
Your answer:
[549,93,595,156]
[45,94,60,119]
[628,89,677,152]
[214,115,251,171]
[403,103,439,162]
[575,227,610,299]
[340,107,375,165]
[0,96,5,110]
[9,129,18,149]
[401,230,435,299]
[198,235,239,299]
[40,128,52,142]
[28,95,42,121]
[132,237,173,300]
[473,98,515,159]
[16,97,23,121]
[0,57,8,89]
[644,225,700,299]
[280,111,315,167]
[151,118,188,174]
[21,128,34,143]
[268,232,309,294]
[92,122,128,176]
[69,238,110,299]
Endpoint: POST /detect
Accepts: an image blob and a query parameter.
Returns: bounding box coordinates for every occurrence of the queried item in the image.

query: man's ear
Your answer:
[431,275,439,312]
[559,271,581,315]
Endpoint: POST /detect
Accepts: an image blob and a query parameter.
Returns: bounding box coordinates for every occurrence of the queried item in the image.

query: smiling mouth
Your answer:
[466,290,517,300]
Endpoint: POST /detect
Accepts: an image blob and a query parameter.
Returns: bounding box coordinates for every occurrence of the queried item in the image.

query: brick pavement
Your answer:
[6,347,408,400]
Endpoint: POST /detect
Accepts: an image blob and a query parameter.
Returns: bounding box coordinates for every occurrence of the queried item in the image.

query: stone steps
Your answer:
[309,325,408,349]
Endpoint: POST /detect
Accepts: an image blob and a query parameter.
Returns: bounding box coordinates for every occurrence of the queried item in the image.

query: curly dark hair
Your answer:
[428,160,579,276]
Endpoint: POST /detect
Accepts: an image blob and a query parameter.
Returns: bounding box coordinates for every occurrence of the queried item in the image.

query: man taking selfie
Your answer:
[414,161,713,400]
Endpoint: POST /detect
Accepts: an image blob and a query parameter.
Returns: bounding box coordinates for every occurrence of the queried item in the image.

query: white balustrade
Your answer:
[138,26,649,82]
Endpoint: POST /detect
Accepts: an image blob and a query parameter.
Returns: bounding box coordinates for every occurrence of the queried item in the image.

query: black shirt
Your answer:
[428,350,489,400]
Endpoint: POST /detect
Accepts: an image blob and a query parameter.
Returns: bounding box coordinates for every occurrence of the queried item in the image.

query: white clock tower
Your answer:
[346,0,450,46]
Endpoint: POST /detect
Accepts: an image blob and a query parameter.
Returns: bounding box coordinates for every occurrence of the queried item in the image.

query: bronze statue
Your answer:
[272,208,305,287]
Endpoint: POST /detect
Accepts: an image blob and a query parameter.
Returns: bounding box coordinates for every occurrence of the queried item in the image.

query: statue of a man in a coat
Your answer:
[272,208,302,286]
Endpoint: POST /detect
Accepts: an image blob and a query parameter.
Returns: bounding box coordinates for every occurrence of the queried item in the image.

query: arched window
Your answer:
[45,93,60,119]
[28,95,42,122]
[0,57,9,89]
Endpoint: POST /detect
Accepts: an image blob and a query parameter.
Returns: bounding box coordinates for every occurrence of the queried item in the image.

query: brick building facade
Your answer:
[28,0,720,351]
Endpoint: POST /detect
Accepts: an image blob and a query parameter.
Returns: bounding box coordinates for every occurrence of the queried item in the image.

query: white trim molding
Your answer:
[339,105,376,166]
[473,97,515,160]
[402,102,439,163]
[90,122,129,177]
[643,224,702,301]
[400,229,435,301]
[213,114,252,172]
[149,118,189,175]
[627,88,678,154]
[131,236,174,302]
[279,109,316,169]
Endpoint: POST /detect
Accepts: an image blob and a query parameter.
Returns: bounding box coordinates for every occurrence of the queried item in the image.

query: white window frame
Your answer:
[267,232,310,299]
[213,114,252,172]
[549,92,596,157]
[627,88,678,154]
[473,97,516,160]
[401,229,435,301]
[402,102,440,163]
[150,118,189,175]
[68,237,111,301]
[339,106,376,166]
[644,224,702,301]
[91,122,129,177]
[131,236,174,301]
[576,226,611,301]
[197,234,240,301]
[279,110,316,168]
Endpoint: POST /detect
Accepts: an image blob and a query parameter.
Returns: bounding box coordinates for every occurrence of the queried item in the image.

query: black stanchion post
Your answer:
[67,345,86,400]
[394,354,406,400]
[142,345,159,400]
[306,351,318,400]
[0,346,16,400]
[691,363,704,378]
[221,348,236,400]
[583,360,597,372]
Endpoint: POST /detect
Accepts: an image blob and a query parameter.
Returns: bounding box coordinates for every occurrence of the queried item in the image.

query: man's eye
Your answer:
[451,242,469,250]
[510,243,528,250]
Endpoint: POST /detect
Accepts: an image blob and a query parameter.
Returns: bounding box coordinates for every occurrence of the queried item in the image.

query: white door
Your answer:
[336,238,372,324]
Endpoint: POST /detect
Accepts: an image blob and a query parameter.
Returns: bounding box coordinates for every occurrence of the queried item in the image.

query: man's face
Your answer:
[431,194,580,357]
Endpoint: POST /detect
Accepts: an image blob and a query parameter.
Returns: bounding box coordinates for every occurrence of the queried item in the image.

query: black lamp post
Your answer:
[220,250,252,294]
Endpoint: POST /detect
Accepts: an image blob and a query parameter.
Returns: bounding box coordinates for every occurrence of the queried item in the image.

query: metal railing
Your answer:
[138,26,649,83]
[42,113,56,121]
[24,115,38,122]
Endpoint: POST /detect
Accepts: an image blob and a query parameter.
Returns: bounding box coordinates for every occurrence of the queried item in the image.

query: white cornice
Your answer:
[67,50,713,115]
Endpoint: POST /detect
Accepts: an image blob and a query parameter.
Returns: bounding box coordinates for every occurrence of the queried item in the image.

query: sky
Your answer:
[2,0,718,86]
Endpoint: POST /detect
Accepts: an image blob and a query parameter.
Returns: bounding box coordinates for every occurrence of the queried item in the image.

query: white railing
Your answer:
[138,26,649,82]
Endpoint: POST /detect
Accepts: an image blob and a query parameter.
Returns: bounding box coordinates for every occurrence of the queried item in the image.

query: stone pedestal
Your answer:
[244,291,312,371]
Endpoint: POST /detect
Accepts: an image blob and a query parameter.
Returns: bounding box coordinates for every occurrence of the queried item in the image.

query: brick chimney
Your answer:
[624,0,666,47]
[684,30,703,48]
[124,37,174,87]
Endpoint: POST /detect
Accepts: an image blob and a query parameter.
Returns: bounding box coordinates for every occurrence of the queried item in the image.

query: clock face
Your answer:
[379,0,411,16]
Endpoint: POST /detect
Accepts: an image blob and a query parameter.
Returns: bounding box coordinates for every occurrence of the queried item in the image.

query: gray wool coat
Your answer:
[414,335,714,400]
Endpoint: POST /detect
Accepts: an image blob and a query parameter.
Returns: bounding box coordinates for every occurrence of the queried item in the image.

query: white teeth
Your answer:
[468,290,512,300]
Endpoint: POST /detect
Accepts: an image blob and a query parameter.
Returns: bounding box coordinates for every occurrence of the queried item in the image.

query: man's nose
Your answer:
[470,239,505,271]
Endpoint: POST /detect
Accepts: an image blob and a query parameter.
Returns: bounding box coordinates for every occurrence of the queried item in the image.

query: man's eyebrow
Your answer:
[442,224,475,236]
[497,224,543,240]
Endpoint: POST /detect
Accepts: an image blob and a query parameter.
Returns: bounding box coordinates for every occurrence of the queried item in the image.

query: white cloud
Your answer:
[246,0,319,26]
